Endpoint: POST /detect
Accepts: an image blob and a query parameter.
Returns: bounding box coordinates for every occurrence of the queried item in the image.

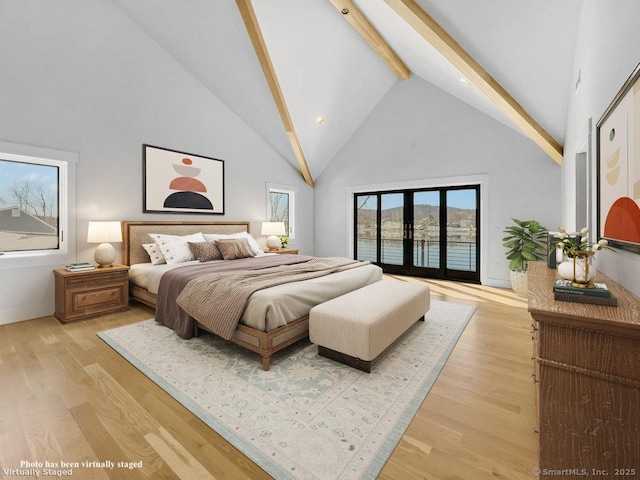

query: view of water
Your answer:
[357,239,477,272]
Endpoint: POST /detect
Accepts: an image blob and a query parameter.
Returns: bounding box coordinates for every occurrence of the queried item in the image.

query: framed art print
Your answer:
[597,62,640,254]
[143,144,225,215]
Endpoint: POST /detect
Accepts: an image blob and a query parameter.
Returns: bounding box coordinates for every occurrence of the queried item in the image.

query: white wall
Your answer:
[563,0,640,296]
[0,0,312,324]
[314,76,561,287]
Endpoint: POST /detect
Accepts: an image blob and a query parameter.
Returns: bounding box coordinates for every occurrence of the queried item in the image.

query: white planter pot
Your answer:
[510,270,528,297]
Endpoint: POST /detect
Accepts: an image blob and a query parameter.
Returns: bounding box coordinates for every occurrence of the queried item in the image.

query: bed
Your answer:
[121,221,382,370]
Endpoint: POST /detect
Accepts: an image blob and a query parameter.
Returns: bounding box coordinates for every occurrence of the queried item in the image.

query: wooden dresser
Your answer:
[528,262,640,478]
[54,264,129,323]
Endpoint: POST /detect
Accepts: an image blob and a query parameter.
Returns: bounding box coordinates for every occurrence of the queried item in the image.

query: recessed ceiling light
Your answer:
[315,116,325,125]
[459,78,472,86]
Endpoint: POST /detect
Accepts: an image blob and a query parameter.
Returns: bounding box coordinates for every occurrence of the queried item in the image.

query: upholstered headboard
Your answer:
[122,221,250,265]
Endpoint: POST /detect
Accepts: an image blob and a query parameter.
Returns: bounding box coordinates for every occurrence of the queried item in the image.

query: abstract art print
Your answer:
[597,62,640,253]
[143,144,224,215]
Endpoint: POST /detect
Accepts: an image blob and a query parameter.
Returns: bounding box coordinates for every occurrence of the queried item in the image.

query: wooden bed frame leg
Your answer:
[262,356,271,371]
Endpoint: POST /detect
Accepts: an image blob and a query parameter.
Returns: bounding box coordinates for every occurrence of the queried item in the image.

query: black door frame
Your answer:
[354,185,480,283]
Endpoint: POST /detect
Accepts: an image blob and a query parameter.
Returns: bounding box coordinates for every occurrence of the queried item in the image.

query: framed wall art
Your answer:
[143,144,225,215]
[597,62,640,254]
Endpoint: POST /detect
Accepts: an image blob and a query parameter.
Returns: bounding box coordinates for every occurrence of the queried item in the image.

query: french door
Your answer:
[354,185,480,282]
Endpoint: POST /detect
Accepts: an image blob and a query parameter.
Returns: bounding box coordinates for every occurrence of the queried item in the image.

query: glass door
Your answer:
[355,195,377,262]
[409,190,441,276]
[380,192,405,273]
[355,185,480,283]
[444,187,479,282]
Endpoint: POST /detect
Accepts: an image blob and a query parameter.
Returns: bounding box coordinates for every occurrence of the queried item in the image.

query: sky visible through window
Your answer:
[0,159,59,209]
[0,158,60,252]
[361,189,477,210]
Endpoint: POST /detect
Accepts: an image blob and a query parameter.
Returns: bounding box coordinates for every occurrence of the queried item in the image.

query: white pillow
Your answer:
[203,232,263,256]
[142,243,166,265]
[149,232,206,264]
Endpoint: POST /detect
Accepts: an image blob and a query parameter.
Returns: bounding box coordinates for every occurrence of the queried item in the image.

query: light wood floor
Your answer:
[0,278,537,479]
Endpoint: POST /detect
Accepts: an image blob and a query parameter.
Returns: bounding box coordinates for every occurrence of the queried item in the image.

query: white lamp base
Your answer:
[94,242,116,267]
[266,235,282,249]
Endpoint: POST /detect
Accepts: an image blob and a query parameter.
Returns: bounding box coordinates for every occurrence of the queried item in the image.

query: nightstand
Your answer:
[266,248,299,255]
[54,264,130,323]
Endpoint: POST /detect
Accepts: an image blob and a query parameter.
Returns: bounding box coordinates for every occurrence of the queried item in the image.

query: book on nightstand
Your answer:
[65,262,95,272]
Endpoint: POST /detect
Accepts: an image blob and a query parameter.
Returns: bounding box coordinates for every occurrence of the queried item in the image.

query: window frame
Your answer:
[266,183,296,239]
[0,141,76,267]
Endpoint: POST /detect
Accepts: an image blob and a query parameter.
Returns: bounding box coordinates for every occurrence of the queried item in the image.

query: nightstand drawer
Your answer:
[65,270,127,287]
[71,285,125,311]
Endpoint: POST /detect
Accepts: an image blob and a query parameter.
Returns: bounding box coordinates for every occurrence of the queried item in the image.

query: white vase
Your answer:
[557,259,597,282]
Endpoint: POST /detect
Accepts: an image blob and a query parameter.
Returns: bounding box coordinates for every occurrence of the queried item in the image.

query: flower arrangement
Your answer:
[553,227,613,257]
[279,236,289,247]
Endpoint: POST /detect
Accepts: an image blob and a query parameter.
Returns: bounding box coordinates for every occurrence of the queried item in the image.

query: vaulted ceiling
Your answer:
[110,0,582,186]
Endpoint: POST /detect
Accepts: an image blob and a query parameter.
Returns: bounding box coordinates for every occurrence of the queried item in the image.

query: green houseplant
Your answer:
[503,219,548,296]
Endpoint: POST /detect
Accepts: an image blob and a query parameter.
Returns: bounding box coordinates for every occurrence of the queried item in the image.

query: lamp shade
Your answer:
[87,221,122,267]
[87,221,122,243]
[261,222,286,236]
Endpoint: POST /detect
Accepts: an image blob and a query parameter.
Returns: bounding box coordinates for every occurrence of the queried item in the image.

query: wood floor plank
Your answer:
[140,389,269,479]
[68,401,137,480]
[0,430,32,475]
[14,394,63,463]
[144,427,215,480]
[82,363,165,477]
[0,278,538,479]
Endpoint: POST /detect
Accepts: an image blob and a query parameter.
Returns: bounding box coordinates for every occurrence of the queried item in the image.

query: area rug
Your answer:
[97,300,475,480]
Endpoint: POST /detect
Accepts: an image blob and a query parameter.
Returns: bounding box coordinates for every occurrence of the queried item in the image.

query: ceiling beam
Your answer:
[329,0,410,80]
[236,0,315,187]
[384,0,563,165]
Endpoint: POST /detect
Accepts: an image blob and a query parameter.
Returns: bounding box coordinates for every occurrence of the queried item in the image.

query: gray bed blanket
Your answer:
[175,257,367,340]
[155,254,315,338]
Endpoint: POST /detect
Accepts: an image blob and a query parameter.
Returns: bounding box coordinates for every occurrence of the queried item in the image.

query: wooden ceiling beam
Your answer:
[236,0,315,187]
[329,0,410,80]
[384,0,563,165]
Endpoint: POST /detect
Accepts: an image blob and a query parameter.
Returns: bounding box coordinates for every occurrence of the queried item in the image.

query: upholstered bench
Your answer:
[309,279,430,372]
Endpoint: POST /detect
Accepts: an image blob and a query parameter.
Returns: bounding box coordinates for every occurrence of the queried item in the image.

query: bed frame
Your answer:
[121,221,310,371]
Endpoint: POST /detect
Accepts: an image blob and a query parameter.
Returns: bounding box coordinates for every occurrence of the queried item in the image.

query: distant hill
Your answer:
[357,205,475,227]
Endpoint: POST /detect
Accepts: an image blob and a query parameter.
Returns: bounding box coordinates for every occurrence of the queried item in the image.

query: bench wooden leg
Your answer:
[261,356,271,371]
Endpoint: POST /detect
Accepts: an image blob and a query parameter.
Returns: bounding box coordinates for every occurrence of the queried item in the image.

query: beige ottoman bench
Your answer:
[309,279,430,372]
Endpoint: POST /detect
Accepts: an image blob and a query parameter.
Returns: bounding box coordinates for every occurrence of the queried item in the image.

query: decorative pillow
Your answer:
[216,238,255,260]
[142,243,166,265]
[148,232,206,264]
[203,232,263,256]
[188,241,222,262]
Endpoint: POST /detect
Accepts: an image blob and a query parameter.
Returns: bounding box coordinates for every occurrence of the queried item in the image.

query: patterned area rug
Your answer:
[98,300,475,480]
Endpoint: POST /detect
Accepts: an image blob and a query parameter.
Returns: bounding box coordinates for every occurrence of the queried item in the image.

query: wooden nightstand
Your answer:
[54,264,130,323]
[266,248,299,255]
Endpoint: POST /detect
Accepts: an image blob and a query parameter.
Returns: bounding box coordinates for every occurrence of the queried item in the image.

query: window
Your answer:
[266,184,295,238]
[0,153,67,255]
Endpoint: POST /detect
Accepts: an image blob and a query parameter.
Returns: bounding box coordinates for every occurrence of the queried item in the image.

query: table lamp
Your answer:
[87,221,122,267]
[261,222,286,250]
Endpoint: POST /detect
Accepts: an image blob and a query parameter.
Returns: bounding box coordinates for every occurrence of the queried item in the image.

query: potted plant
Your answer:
[502,219,548,296]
